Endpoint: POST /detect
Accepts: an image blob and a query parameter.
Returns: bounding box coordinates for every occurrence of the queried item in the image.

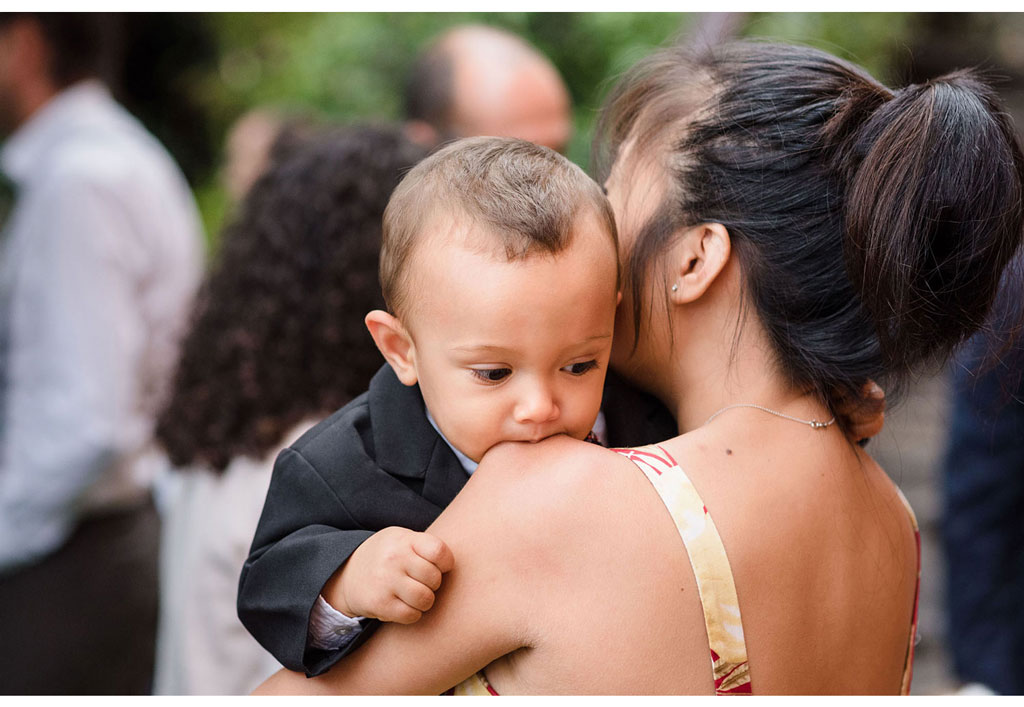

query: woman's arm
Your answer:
[253,436,601,695]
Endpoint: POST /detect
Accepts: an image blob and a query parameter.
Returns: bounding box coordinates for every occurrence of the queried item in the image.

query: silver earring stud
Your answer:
[671,284,679,292]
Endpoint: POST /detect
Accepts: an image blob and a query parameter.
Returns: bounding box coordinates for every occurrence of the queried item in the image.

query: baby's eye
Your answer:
[471,367,512,383]
[562,360,598,376]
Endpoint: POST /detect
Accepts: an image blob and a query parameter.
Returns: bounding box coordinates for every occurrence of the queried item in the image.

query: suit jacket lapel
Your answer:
[368,364,469,508]
[601,369,679,448]
[420,436,470,508]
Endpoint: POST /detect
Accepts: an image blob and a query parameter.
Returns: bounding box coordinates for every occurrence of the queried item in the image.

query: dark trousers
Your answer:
[942,338,1024,695]
[0,499,159,695]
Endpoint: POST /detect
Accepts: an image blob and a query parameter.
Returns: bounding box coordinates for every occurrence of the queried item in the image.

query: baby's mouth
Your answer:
[523,429,568,444]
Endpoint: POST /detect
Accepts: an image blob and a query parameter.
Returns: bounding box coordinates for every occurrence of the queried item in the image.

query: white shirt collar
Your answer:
[424,408,478,476]
[1,80,111,183]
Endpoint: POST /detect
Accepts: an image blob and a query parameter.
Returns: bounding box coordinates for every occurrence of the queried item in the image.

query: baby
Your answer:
[238,136,624,676]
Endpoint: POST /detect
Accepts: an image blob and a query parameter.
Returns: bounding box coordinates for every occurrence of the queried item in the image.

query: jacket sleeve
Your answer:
[237,446,379,676]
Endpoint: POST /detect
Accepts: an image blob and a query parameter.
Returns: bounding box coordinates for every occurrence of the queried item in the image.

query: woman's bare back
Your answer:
[473,426,917,695]
[252,430,918,696]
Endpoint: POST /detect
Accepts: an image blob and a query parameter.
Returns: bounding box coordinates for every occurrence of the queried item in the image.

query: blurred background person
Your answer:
[889,15,1024,695]
[152,124,427,695]
[403,24,572,153]
[221,107,316,205]
[221,108,290,204]
[940,300,1024,696]
[0,13,203,695]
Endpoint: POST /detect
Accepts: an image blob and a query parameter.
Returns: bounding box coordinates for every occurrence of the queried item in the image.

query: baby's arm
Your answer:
[238,445,445,675]
[321,526,454,623]
[253,436,620,695]
[238,446,374,673]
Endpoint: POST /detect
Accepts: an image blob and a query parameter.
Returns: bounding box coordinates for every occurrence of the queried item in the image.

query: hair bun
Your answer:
[822,81,892,168]
[841,69,1024,376]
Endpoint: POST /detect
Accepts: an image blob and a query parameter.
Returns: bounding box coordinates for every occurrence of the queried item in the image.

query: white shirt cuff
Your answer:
[307,594,366,651]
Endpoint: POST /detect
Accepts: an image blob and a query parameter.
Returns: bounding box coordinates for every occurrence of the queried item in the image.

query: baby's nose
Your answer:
[513,385,559,425]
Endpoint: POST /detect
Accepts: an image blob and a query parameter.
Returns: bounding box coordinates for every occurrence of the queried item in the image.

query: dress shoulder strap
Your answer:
[614,445,752,695]
[894,486,921,696]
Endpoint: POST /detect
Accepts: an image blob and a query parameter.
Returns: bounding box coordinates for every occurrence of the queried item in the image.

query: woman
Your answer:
[256,41,1024,695]
[153,125,427,694]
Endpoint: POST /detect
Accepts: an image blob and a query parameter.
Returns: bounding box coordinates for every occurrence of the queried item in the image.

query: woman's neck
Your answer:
[663,271,830,435]
[669,333,821,434]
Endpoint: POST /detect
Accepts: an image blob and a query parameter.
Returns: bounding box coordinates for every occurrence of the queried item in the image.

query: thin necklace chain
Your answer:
[703,403,836,430]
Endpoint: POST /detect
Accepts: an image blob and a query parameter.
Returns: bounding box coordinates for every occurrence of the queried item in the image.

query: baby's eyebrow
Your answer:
[450,344,513,354]
[451,334,612,355]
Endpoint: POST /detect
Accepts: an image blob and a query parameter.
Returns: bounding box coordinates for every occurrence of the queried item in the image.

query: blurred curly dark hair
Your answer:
[156,124,427,471]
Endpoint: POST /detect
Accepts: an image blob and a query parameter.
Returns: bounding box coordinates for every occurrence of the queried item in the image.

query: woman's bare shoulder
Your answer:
[477,435,639,500]
[444,436,647,549]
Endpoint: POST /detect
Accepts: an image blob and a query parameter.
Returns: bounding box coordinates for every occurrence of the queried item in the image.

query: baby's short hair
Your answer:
[381,136,618,316]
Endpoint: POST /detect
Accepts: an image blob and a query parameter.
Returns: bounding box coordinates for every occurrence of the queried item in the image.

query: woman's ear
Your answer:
[365,310,419,386]
[668,223,731,304]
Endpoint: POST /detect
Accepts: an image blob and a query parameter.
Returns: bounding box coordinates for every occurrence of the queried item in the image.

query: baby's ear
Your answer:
[365,310,419,386]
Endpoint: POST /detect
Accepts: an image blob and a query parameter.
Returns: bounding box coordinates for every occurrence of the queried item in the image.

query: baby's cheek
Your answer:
[578,388,605,436]
[567,408,597,439]
[451,411,501,461]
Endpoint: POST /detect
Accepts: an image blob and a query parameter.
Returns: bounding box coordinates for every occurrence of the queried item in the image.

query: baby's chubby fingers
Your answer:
[381,596,423,625]
[412,532,454,574]
[406,553,444,592]
[394,576,437,614]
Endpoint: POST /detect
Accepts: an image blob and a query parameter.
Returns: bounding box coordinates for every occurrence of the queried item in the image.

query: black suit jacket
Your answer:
[237,364,676,676]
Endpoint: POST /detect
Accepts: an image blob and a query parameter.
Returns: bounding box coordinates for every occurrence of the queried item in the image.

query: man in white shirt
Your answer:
[0,14,203,693]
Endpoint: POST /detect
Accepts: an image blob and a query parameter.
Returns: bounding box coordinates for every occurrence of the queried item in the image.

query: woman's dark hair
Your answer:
[596,41,1024,424]
[156,124,428,471]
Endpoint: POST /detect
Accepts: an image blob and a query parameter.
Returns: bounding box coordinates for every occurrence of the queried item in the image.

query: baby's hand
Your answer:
[323,527,454,624]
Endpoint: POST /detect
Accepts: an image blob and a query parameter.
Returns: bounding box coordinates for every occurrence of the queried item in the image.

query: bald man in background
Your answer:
[402,24,572,154]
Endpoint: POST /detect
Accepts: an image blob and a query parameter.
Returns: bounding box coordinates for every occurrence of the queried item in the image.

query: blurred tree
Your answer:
[119,14,219,189]
[178,12,694,245]
[110,12,933,250]
[741,12,913,83]
[900,12,1024,125]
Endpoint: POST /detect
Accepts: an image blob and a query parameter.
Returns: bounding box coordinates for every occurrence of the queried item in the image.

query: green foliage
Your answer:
[185,12,911,246]
[193,180,231,258]
[518,13,692,164]
[197,13,688,166]
[740,13,913,83]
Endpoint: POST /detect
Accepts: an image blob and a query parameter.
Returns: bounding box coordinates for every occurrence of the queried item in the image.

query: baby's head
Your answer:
[366,136,620,462]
